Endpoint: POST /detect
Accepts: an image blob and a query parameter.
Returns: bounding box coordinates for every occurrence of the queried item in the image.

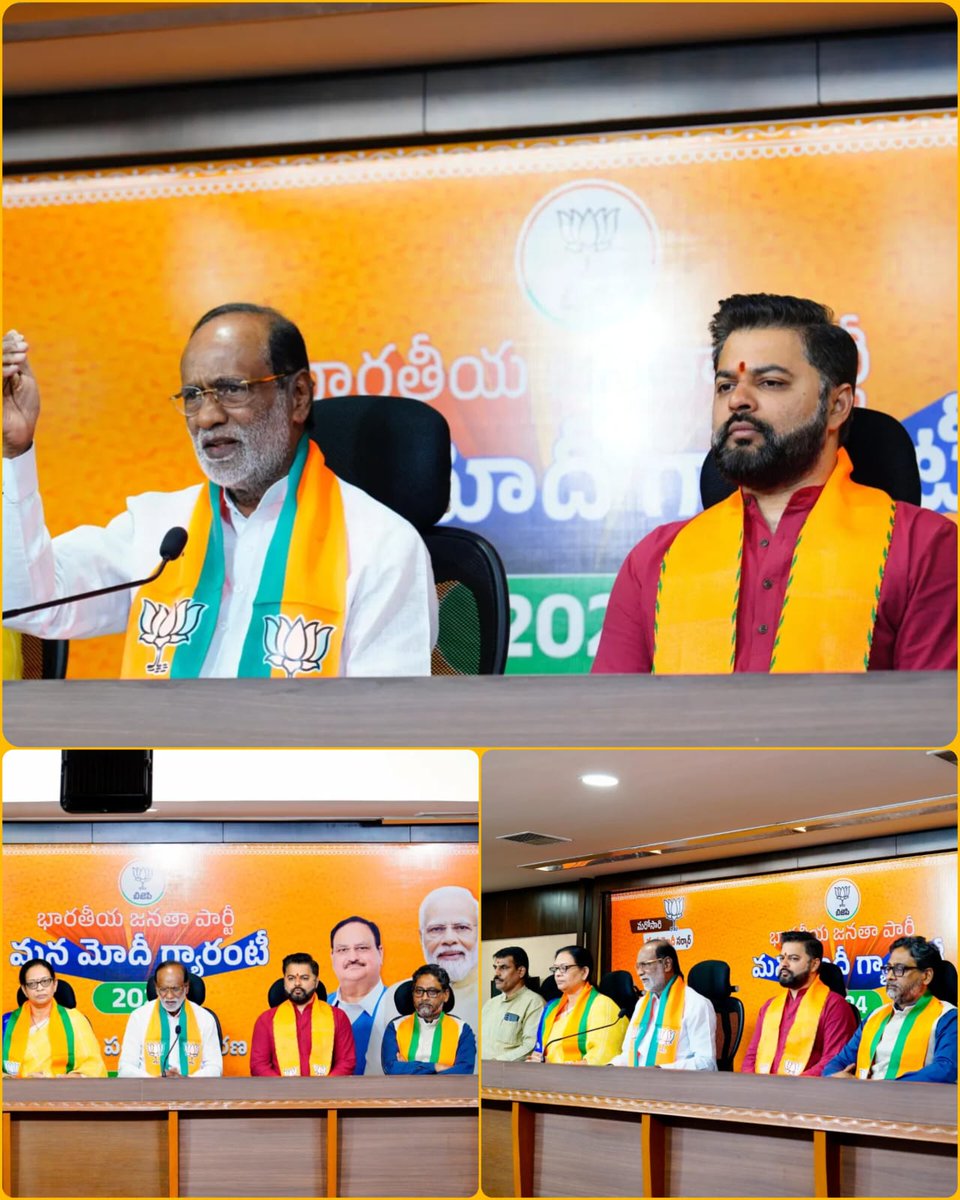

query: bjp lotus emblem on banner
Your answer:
[663,896,685,929]
[826,879,862,922]
[137,598,205,674]
[515,179,659,328]
[262,614,334,677]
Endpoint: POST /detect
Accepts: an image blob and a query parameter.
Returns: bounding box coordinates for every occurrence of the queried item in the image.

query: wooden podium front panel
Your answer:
[178,1111,326,1197]
[481,1100,513,1197]
[337,1109,476,1197]
[838,1135,957,1198]
[11,1113,167,1197]
[533,1106,640,1197]
[665,1120,811,1197]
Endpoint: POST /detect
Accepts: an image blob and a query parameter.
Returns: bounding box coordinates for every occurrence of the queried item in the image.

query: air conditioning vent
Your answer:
[497,831,572,846]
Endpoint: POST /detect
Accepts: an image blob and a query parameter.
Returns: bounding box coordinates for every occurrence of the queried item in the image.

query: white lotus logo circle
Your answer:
[263,614,335,678]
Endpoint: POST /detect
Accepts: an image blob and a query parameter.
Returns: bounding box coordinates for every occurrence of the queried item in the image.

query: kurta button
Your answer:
[758,624,769,634]
[760,538,770,548]
[762,578,773,590]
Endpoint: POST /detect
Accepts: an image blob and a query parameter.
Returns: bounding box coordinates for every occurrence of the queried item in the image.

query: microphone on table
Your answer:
[536,1006,632,1060]
[160,1022,182,1077]
[3,527,188,619]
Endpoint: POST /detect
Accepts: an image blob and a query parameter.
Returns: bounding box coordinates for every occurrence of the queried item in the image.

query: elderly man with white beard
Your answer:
[118,962,222,1077]
[2,306,435,677]
[418,885,479,1069]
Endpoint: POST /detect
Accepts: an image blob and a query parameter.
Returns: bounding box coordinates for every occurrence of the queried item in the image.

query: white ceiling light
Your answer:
[580,773,619,789]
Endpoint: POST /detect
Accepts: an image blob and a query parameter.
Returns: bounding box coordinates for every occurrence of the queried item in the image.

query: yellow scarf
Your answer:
[855,993,943,1079]
[394,1013,460,1067]
[652,448,896,673]
[143,1001,204,1076]
[121,438,347,679]
[630,975,687,1066]
[3,1004,74,1076]
[272,997,336,1077]
[540,985,599,1063]
[754,977,832,1075]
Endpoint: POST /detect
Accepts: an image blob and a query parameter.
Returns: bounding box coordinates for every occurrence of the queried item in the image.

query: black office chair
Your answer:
[311,395,510,674]
[700,406,922,509]
[598,969,640,1017]
[688,959,745,1071]
[16,978,77,1008]
[931,959,958,1006]
[147,972,224,1043]
[818,961,848,998]
[394,979,456,1016]
[267,977,328,1008]
[538,975,561,1005]
[489,974,542,999]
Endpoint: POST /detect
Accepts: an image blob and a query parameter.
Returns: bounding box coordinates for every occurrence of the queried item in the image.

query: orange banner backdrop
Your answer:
[4,111,956,675]
[3,841,477,1075]
[609,853,956,1069]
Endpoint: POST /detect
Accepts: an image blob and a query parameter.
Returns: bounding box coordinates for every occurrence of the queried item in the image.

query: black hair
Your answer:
[18,957,56,987]
[191,303,310,377]
[329,916,382,949]
[554,945,593,980]
[709,293,858,443]
[153,961,188,986]
[780,931,825,962]
[282,952,320,977]
[649,939,683,979]
[494,946,529,975]
[413,963,451,990]
[889,935,943,972]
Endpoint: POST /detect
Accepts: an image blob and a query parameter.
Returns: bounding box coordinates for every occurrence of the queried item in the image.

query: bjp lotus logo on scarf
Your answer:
[263,614,335,678]
[137,598,206,674]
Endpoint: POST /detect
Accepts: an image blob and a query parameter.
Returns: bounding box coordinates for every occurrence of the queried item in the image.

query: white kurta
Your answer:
[611,983,717,1071]
[3,447,436,676]
[117,999,223,1077]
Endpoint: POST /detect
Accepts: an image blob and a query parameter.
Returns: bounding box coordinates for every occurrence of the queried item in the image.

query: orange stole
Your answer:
[272,998,336,1076]
[652,448,896,674]
[754,977,832,1075]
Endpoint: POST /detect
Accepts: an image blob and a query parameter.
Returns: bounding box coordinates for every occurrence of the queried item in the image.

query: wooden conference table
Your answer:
[3,1075,477,1197]
[4,671,954,746]
[481,1061,957,1198]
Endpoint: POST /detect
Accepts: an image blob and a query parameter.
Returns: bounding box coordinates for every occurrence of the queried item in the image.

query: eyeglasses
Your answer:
[413,987,443,999]
[169,374,289,415]
[157,986,187,997]
[636,959,663,970]
[23,977,55,991]
[549,964,580,976]
[880,964,921,979]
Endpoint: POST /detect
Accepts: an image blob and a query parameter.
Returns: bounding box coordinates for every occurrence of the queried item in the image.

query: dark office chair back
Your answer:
[311,395,510,674]
[700,406,922,509]
[17,633,69,680]
[688,959,745,1071]
[539,975,561,1006]
[598,969,640,1017]
[818,961,848,998]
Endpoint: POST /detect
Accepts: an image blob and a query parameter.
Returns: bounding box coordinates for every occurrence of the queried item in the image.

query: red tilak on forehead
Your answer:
[738,361,746,374]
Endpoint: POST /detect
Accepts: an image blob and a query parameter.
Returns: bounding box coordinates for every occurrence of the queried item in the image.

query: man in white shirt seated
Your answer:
[611,940,717,1070]
[118,963,223,1077]
[381,965,476,1075]
[327,915,400,1076]
[2,305,435,678]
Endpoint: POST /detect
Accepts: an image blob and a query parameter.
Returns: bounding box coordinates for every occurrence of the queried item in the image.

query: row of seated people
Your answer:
[3,294,957,681]
[2,955,475,1079]
[480,935,957,1082]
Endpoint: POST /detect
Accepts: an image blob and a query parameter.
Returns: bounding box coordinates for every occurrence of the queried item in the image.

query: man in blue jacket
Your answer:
[381,965,476,1075]
[823,936,956,1082]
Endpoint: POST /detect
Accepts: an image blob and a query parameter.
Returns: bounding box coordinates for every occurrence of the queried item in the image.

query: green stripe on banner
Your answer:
[506,574,616,675]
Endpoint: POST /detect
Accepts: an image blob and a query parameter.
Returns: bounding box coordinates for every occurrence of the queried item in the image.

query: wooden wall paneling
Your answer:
[665,1120,813,1197]
[338,1109,476,1197]
[837,1134,957,1198]
[2,1112,11,1197]
[533,1107,641,1197]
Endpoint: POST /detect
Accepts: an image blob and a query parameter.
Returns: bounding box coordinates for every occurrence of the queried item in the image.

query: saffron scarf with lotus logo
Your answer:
[651,448,896,674]
[121,437,347,679]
